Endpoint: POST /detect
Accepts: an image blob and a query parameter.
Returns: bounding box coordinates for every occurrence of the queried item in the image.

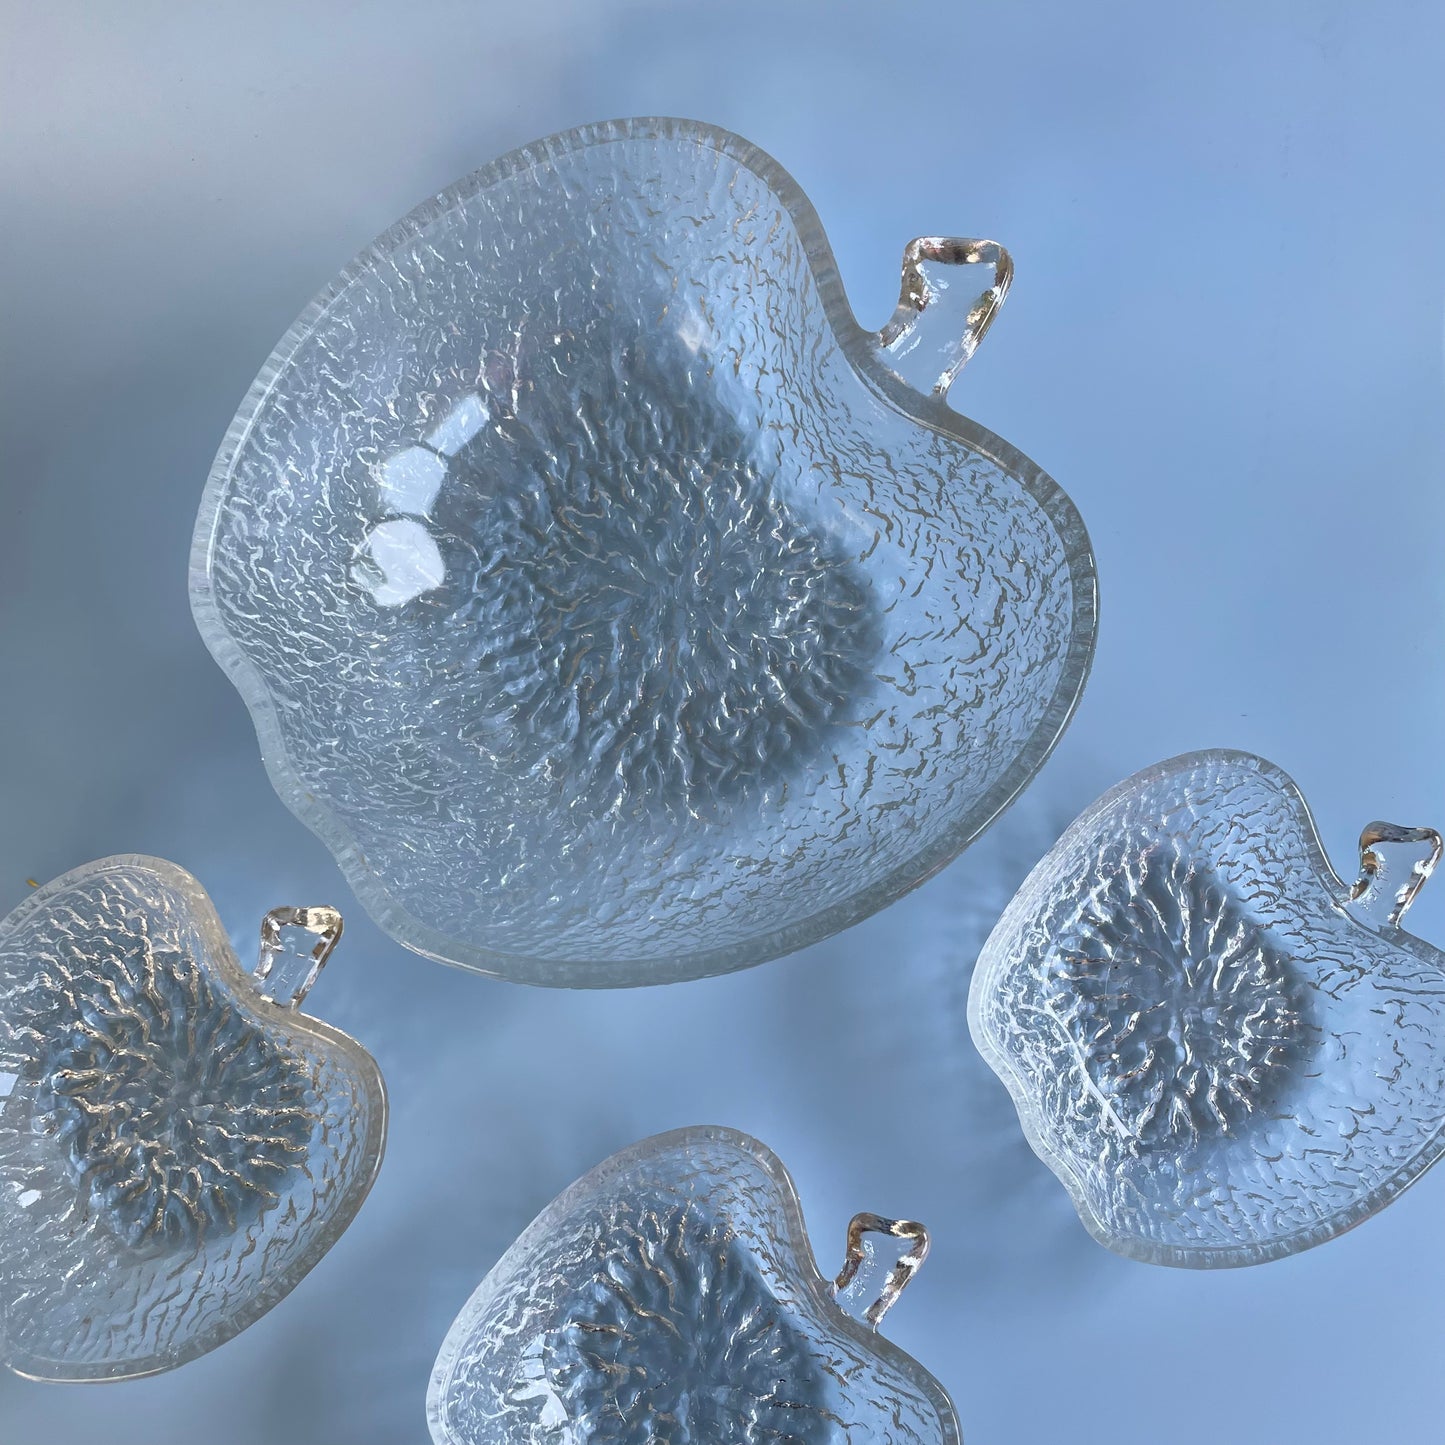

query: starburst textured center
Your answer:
[1043,846,1306,1151]
[422,374,881,820]
[543,1203,832,1445]
[32,944,313,1251]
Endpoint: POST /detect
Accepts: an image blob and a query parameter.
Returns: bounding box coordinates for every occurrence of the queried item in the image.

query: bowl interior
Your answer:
[0,858,384,1377]
[969,752,1445,1266]
[427,1127,958,1445]
[195,120,1091,983]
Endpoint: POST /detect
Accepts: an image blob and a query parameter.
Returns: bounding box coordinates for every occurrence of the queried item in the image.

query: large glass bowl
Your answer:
[191,117,1096,986]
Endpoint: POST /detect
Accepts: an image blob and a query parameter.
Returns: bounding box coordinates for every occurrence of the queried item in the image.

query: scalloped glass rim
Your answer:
[0,855,389,1380]
[967,749,1445,1268]
[425,1124,961,1445]
[190,115,1098,986]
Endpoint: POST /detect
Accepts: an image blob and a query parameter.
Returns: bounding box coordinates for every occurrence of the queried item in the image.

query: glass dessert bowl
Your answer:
[969,750,1445,1266]
[191,117,1097,986]
[0,858,385,1379]
[428,1126,958,1445]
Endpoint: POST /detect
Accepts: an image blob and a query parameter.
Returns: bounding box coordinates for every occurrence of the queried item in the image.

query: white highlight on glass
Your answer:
[353,518,446,607]
[426,393,490,457]
[377,446,448,517]
[675,305,712,356]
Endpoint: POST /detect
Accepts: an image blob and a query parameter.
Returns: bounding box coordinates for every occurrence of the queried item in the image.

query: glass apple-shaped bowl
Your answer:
[428,1126,958,1445]
[969,750,1445,1267]
[0,858,385,1379]
[191,117,1097,986]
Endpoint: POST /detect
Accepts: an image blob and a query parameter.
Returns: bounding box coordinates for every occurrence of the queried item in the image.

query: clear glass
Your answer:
[427,1126,959,1445]
[0,857,387,1380]
[968,749,1445,1267]
[191,117,1097,986]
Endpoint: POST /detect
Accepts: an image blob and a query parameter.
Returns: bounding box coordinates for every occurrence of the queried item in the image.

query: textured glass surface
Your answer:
[0,858,387,1380]
[969,750,1445,1267]
[11,10,1445,1443]
[190,116,1096,986]
[428,1127,959,1445]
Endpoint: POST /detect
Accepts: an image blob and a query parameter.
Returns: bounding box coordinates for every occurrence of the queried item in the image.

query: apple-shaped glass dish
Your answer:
[191,117,1096,986]
[969,749,1445,1266]
[0,858,386,1379]
[428,1126,958,1445]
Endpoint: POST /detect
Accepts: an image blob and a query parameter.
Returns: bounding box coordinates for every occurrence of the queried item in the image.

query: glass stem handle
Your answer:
[832,1212,930,1330]
[877,237,1013,400]
[255,905,344,1009]
[1346,821,1442,927]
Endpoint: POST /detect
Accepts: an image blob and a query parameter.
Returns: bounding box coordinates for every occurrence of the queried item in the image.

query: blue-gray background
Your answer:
[3,2,1444,1440]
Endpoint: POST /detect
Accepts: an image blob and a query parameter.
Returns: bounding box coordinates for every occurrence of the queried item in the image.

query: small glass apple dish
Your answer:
[428,1126,958,1445]
[191,117,1097,986]
[0,858,385,1380]
[969,749,1445,1267]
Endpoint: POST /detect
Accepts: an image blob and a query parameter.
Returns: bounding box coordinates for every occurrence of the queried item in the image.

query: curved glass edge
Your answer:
[966,747,1445,1269]
[189,115,1099,988]
[425,1124,961,1445]
[0,856,389,1381]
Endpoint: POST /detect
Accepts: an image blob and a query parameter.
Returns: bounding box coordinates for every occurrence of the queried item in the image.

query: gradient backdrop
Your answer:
[3,3,1445,1441]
